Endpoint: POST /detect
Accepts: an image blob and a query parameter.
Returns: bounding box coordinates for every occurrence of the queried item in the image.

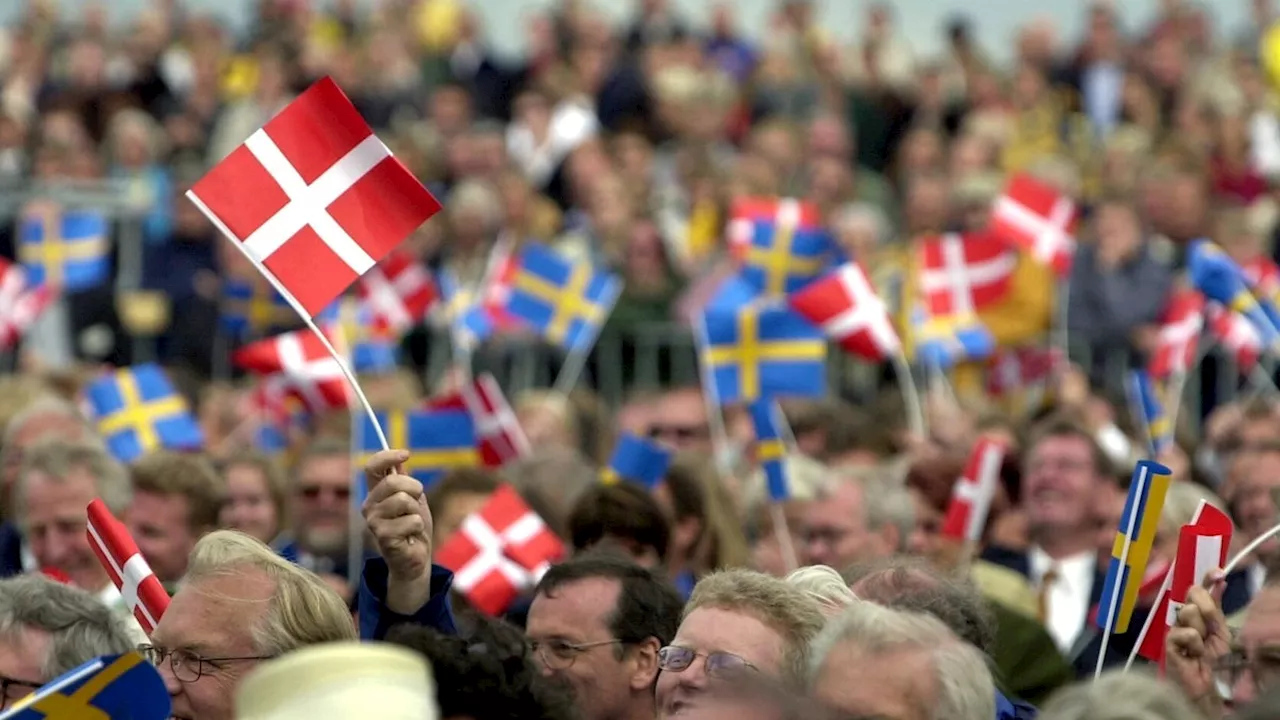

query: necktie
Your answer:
[1037,565,1059,624]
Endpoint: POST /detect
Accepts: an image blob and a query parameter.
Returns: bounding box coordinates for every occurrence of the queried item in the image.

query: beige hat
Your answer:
[236,643,438,720]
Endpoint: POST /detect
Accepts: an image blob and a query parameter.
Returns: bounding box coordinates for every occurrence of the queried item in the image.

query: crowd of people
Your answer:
[6,0,1280,718]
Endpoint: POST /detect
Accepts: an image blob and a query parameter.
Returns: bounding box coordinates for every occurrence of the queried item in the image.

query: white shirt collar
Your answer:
[1028,545,1096,590]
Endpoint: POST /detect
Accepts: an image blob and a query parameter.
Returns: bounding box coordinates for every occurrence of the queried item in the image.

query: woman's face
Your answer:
[220,464,280,543]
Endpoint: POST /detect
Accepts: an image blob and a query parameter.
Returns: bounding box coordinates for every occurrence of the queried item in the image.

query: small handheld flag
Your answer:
[355,410,479,488]
[1097,460,1173,635]
[941,438,1007,543]
[1188,239,1279,350]
[748,399,791,502]
[989,173,1077,277]
[727,197,840,298]
[0,652,169,720]
[787,262,901,362]
[18,204,110,292]
[601,434,673,490]
[0,259,54,352]
[1126,370,1173,456]
[86,499,171,635]
[82,365,204,463]
[699,301,827,405]
[504,244,622,352]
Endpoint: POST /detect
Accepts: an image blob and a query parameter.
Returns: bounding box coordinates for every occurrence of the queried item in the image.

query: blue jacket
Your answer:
[358,559,458,640]
[996,690,1038,720]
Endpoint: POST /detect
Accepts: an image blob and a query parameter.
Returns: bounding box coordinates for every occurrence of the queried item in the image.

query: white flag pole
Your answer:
[891,353,926,439]
[1095,463,1151,680]
[553,276,623,395]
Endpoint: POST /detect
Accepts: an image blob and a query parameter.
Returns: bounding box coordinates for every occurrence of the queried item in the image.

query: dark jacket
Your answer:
[358,559,458,640]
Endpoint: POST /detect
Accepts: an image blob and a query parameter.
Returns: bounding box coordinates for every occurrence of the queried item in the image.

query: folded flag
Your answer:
[0,652,169,720]
[219,276,298,339]
[234,328,352,415]
[941,438,1007,544]
[355,409,478,488]
[989,173,1077,277]
[787,262,901,362]
[727,197,840,297]
[0,258,54,351]
[425,373,530,468]
[358,250,437,335]
[601,433,673,489]
[504,244,622,352]
[18,204,109,292]
[748,398,791,502]
[435,485,565,615]
[917,232,1016,317]
[1187,239,1279,351]
[1097,460,1173,635]
[1148,289,1205,381]
[83,365,204,463]
[985,346,1060,397]
[911,306,995,369]
[86,499,170,636]
[187,76,442,318]
[1126,370,1173,456]
[699,301,827,405]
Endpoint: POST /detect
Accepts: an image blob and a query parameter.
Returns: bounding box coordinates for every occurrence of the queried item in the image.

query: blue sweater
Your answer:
[358,559,458,640]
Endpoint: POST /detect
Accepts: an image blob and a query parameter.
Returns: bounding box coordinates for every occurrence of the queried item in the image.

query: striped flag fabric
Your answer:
[86,499,170,635]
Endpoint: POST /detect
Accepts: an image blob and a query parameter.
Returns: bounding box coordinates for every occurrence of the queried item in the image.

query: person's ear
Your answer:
[629,637,661,690]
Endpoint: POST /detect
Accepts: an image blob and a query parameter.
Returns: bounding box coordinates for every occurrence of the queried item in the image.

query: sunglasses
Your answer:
[299,485,351,501]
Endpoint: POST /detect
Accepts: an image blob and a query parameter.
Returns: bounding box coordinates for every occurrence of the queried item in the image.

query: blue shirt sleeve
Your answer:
[358,559,458,640]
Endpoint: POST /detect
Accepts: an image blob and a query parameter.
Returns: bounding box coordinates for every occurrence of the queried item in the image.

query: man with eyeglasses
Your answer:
[0,574,134,710]
[526,552,683,720]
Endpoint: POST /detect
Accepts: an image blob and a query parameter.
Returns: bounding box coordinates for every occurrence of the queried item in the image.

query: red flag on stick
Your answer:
[86,499,171,635]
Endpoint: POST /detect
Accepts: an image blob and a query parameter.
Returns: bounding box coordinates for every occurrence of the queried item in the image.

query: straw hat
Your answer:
[236,643,438,720]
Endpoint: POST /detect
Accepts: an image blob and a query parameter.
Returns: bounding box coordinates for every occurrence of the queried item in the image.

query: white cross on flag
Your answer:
[985,346,1061,397]
[234,327,352,415]
[86,498,171,635]
[434,485,565,615]
[358,250,437,335]
[788,262,900,362]
[918,232,1016,318]
[0,257,54,351]
[1148,289,1206,380]
[425,372,531,467]
[187,77,442,318]
[1207,302,1263,374]
[990,174,1077,278]
[940,438,1006,543]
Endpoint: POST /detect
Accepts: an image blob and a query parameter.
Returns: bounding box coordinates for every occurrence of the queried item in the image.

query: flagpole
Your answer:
[770,401,801,574]
[553,279,622,395]
[1095,464,1150,680]
[347,404,364,597]
[1123,568,1172,671]
[1224,521,1280,576]
[891,354,925,439]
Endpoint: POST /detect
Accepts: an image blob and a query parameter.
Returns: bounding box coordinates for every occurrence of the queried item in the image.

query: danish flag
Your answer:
[1243,257,1280,301]
[1207,302,1262,373]
[990,174,1077,277]
[358,250,437,335]
[434,485,565,615]
[478,240,521,330]
[425,372,530,467]
[0,258,54,351]
[918,233,1016,318]
[985,346,1061,396]
[187,77,442,317]
[86,499,171,635]
[787,262,900,362]
[1136,502,1232,668]
[234,328,352,415]
[1149,290,1206,380]
[941,438,1007,543]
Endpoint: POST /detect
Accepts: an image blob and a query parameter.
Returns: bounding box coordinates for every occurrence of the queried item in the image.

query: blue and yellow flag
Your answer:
[1097,460,1173,635]
[334,299,397,375]
[220,277,297,339]
[748,398,791,502]
[83,364,204,463]
[735,199,840,298]
[0,651,169,720]
[1126,370,1172,456]
[601,433,672,489]
[438,270,494,351]
[1188,239,1280,350]
[911,306,996,369]
[356,409,479,490]
[699,302,826,405]
[505,244,622,352]
[18,206,109,292]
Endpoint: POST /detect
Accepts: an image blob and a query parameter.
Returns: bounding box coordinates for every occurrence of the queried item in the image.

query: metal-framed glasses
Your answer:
[657,646,756,678]
[138,644,274,682]
[530,639,623,670]
[1213,647,1280,699]
[0,674,41,709]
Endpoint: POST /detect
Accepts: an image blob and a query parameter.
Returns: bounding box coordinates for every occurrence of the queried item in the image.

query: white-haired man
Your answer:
[801,465,915,571]
[808,601,996,720]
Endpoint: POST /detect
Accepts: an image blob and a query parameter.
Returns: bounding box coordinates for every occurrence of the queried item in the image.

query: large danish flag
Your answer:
[358,250,437,335]
[990,174,1077,277]
[0,258,53,351]
[425,372,530,467]
[918,233,1016,318]
[234,328,352,415]
[187,77,442,317]
[1149,289,1206,380]
[788,262,900,362]
[87,498,171,635]
[940,438,1007,543]
[434,485,565,615]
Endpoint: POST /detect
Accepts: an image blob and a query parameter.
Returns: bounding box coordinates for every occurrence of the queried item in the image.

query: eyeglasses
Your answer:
[0,673,42,709]
[529,638,623,670]
[299,485,350,502]
[1213,647,1280,699]
[657,646,756,678]
[647,424,710,442]
[138,644,274,683]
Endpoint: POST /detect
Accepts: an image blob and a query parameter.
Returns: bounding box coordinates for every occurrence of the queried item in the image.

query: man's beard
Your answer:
[301,525,349,556]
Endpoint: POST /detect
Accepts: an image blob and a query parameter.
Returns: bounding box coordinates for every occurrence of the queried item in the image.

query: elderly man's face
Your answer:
[655,607,784,718]
[127,491,198,584]
[292,453,351,556]
[813,642,936,720]
[0,625,49,709]
[149,567,275,720]
[23,467,109,592]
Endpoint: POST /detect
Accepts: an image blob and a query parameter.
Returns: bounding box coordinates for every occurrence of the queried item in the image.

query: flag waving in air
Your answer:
[425,373,530,468]
[1148,289,1205,381]
[917,232,1016,318]
[728,197,840,298]
[748,398,792,502]
[1187,239,1279,352]
[989,173,1077,277]
[86,499,171,636]
[601,433,673,489]
[358,250,437,335]
[941,438,1007,544]
[0,652,169,720]
[0,258,53,352]
[234,328,352,416]
[504,244,622,353]
[1097,460,1173,635]
[1206,303,1263,375]
[82,365,204,463]
[699,301,827,405]
[1126,370,1173,456]
[787,262,901,362]
[355,409,479,489]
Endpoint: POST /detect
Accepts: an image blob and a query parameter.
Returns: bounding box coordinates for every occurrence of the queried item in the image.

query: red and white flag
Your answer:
[0,258,54,351]
[990,174,1077,277]
[425,373,530,467]
[358,250,437,335]
[941,438,1007,543]
[187,76,442,317]
[434,485,565,615]
[1149,290,1206,380]
[985,346,1061,396]
[788,262,900,362]
[86,498,171,635]
[234,328,352,415]
[918,232,1016,318]
[1207,302,1263,374]
[476,239,521,331]
[1243,257,1280,300]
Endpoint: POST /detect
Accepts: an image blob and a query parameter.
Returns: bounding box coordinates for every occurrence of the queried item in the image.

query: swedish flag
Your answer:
[1097,460,1173,634]
[698,302,826,405]
[736,199,839,298]
[1188,239,1280,349]
[601,433,672,489]
[911,306,995,369]
[0,651,169,720]
[83,365,204,463]
[1126,370,1172,456]
[18,206,109,292]
[220,277,297,339]
[438,271,493,351]
[748,399,790,502]
[356,409,479,489]
[335,299,397,374]
[505,244,622,352]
